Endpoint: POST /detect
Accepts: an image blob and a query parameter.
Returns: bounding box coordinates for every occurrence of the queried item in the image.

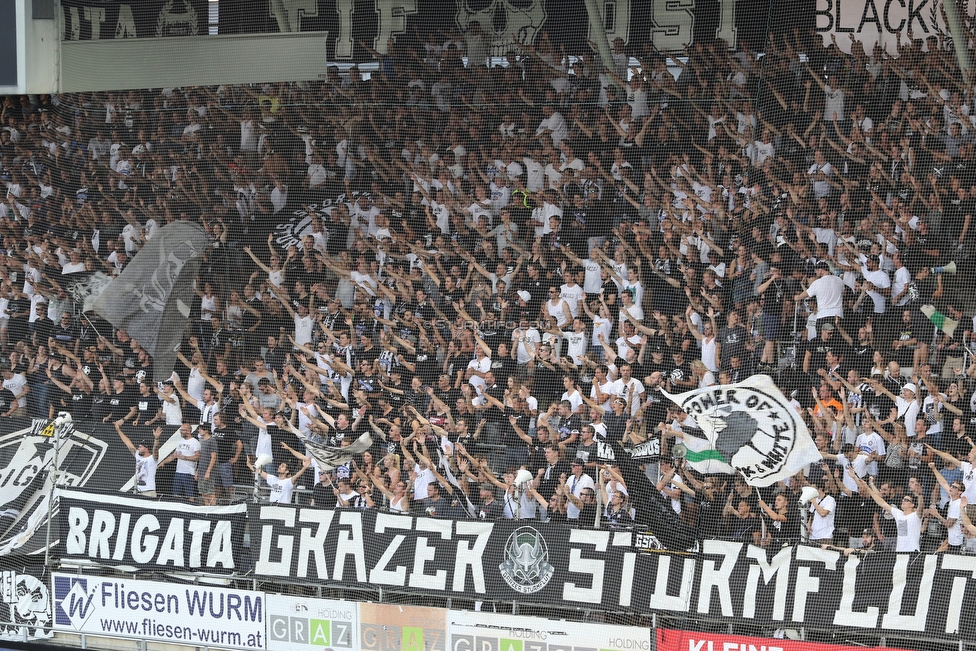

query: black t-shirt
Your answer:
[107,387,136,420]
[667,362,693,389]
[213,426,242,464]
[414,349,440,385]
[133,391,157,422]
[804,335,849,372]
[63,389,93,420]
[477,498,503,520]
[488,356,515,385]
[761,278,787,315]
[717,324,748,368]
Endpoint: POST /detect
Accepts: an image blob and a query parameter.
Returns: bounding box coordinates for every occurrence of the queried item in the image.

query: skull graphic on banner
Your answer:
[456,0,547,55]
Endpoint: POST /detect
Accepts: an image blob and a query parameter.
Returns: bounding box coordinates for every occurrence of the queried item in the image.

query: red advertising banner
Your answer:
[657,629,884,651]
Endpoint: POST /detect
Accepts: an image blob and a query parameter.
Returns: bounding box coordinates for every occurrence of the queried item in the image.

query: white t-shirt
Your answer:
[892,508,922,551]
[960,461,976,503]
[592,317,612,350]
[566,473,596,519]
[135,452,158,492]
[3,374,28,408]
[947,498,964,546]
[854,431,886,476]
[610,378,644,415]
[294,314,314,345]
[560,284,584,317]
[892,266,912,306]
[561,390,584,414]
[175,436,201,475]
[861,266,890,314]
[513,328,541,365]
[467,356,491,394]
[806,274,845,319]
[582,260,603,293]
[591,380,614,412]
[266,475,296,504]
[562,331,588,365]
[160,394,182,425]
[809,494,836,539]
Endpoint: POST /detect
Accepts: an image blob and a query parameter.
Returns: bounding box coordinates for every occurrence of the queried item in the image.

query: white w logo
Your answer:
[62,582,96,629]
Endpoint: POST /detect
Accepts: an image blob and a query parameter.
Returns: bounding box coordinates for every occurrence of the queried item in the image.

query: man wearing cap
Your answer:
[821,528,878,554]
[566,459,596,521]
[114,422,162,498]
[795,262,845,327]
[868,376,922,439]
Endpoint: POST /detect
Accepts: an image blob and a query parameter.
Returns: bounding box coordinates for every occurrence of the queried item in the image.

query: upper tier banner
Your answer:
[60,0,210,39]
[58,0,794,57]
[815,0,974,55]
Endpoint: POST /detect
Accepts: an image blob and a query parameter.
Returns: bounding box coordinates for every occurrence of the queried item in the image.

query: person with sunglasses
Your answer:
[861,475,922,552]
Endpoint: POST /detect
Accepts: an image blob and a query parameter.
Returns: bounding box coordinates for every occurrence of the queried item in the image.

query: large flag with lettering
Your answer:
[90,222,209,383]
[662,375,821,487]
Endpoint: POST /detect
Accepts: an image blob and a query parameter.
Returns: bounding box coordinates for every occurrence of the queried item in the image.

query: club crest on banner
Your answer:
[498,526,554,594]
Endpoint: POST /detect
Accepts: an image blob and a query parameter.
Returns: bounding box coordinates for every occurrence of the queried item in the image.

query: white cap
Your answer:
[903,383,917,394]
[517,290,531,303]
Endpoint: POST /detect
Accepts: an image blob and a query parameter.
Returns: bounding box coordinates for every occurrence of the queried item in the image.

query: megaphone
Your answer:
[513,468,533,487]
[798,486,820,506]
[672,441,688,459]
[930,261,957,275]
[253,454,273,472]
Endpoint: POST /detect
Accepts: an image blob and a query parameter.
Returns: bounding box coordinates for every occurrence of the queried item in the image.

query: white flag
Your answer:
[662,375,821,487]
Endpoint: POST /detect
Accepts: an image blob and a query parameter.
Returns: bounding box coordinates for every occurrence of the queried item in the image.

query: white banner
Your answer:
[266,595,358,650]
[448,610,652,651]
[816,0,973,55]
[51,574,265,649]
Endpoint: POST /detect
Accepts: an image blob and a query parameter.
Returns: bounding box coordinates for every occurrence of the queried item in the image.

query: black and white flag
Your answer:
[303,432,372,470]
[662,375,821,486]
[90,222,209,383]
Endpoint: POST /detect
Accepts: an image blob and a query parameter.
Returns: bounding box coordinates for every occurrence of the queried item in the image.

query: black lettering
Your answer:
[907,0,930,32]
[836,0,855,31]
[884,0,906,31]
[817,0,835,30]
[858,0,881,31]
[746,395,759,408]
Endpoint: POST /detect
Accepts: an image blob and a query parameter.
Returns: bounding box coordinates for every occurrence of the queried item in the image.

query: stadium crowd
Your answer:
[6,24,976,552]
